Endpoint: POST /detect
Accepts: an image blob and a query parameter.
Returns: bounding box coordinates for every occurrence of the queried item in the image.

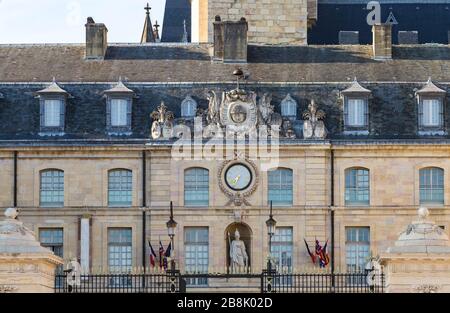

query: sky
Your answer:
[0,0,167,44]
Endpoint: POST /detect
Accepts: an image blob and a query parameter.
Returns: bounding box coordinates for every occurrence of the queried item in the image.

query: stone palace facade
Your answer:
[1,1,450,292]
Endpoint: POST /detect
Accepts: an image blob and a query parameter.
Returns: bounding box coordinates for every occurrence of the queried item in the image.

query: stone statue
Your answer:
[206,90,221,126]
[229,230,248,270]
[151,102,174,139]
[302,100,327,139]
[66,258,82,288]
[258,93,282,128]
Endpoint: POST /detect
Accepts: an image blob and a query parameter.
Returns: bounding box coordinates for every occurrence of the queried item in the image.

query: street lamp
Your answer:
[166,201,177,272]
[266,201,277,272]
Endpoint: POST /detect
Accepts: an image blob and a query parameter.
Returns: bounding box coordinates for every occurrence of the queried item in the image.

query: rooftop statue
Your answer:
[303,100,327,139]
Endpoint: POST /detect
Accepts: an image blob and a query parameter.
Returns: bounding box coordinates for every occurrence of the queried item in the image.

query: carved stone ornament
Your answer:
[218,159,259,207]
[219,89,259,135]
[302,99,327,139]
[413,284,441,293]
[0,285,18,293]
[150,102,174,139]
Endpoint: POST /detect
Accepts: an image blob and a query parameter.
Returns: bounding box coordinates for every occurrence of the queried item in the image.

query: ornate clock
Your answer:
[219,160,259,206]
[225,163,253,191]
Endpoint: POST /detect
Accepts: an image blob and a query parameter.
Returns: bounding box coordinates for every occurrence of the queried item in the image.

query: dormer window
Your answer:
[181,95,197,118]
[43,99,64,127]
[420,99,442,128]
[346,98,367,127]
[341,78,371,135]
[281,94,297,120]
[104,79,134,135]
[416,78,446,135]
[36,79,70,136]
[110,98,129,127]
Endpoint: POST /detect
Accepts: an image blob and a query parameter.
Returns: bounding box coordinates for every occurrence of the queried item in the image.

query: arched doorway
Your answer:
[225,223,252,268]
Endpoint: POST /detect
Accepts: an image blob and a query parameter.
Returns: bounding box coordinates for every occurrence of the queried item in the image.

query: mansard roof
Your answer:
[1,82,450,144]
[2,44,450,83]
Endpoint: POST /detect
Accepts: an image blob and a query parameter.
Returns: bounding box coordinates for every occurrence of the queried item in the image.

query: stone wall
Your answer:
[206,0,308,45]
[1,144,449,273]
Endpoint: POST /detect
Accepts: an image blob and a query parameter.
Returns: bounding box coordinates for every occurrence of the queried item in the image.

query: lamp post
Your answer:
[265,201,277,273]
[166,201,177,273]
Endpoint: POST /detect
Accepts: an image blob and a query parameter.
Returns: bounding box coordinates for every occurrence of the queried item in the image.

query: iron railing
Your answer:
[261,271,385,293]
[55,271,181,293]
[55,270,384,293]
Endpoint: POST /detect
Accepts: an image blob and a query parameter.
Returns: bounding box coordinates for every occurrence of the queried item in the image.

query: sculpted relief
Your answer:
[151,88,328,140]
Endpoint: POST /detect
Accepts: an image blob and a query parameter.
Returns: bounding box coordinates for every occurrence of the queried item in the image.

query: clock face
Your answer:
[225,164,253,191]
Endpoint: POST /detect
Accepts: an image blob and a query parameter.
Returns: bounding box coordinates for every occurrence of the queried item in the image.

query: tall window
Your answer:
[271,227,293,271]
[345,168,370,206]
[346,98,368,127]
[108,228,132,273]
[184,168,209,206]
[184,228,209,286]
[40,169,64,207]
[419,99,443,129]
[346,227,370,272]
[268,169,293,206]
[108,169,132,207]
[420,167,444,205]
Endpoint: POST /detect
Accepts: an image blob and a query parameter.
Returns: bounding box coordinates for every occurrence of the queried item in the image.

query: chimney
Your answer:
[213,17,248,63]
[85,17,108,60]
[372,24,392,60]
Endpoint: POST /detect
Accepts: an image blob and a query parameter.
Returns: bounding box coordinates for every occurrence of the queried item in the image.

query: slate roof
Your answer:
[2,43,450,83]
[1,81,450,144]
[161,0,191,43]
[2,43,450,145]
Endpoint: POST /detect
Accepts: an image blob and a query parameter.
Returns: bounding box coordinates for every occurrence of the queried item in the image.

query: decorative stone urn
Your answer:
[380,208,450,293]
[0,208,63,293]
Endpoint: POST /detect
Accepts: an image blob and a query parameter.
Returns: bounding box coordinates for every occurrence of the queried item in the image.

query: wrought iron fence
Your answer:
[55,271,181,293]
[261,271,385,293]
[55,269,384,293]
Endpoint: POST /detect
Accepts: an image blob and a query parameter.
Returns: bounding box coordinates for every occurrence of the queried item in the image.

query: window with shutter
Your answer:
[422,99,442,127]
[107,97,132,134]
[346,98,367,128]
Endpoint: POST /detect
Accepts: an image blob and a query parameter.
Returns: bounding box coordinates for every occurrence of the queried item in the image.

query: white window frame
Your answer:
[345,97,368,129]
[345,227,370,273]
[420,98,443,128]
[106,96,132,134]
[184,227,209,286]
[40,97,65,134]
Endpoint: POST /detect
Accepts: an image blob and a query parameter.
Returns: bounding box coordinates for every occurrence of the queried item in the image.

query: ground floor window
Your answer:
[108,228,132,286]
[271,227,293,286]
[346,227,370,275]
[184,227,209,286]
[39,228,64,287]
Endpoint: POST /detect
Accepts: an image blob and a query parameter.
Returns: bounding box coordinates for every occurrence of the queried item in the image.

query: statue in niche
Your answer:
[228,229,248,270]
[151,102,174,139]
[302,100,327,139]
[258,93,282,128]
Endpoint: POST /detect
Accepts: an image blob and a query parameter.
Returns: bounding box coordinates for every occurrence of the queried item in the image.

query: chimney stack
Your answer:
[372,24,392,61]
[213,17,248,63]
[85,17,108,60]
